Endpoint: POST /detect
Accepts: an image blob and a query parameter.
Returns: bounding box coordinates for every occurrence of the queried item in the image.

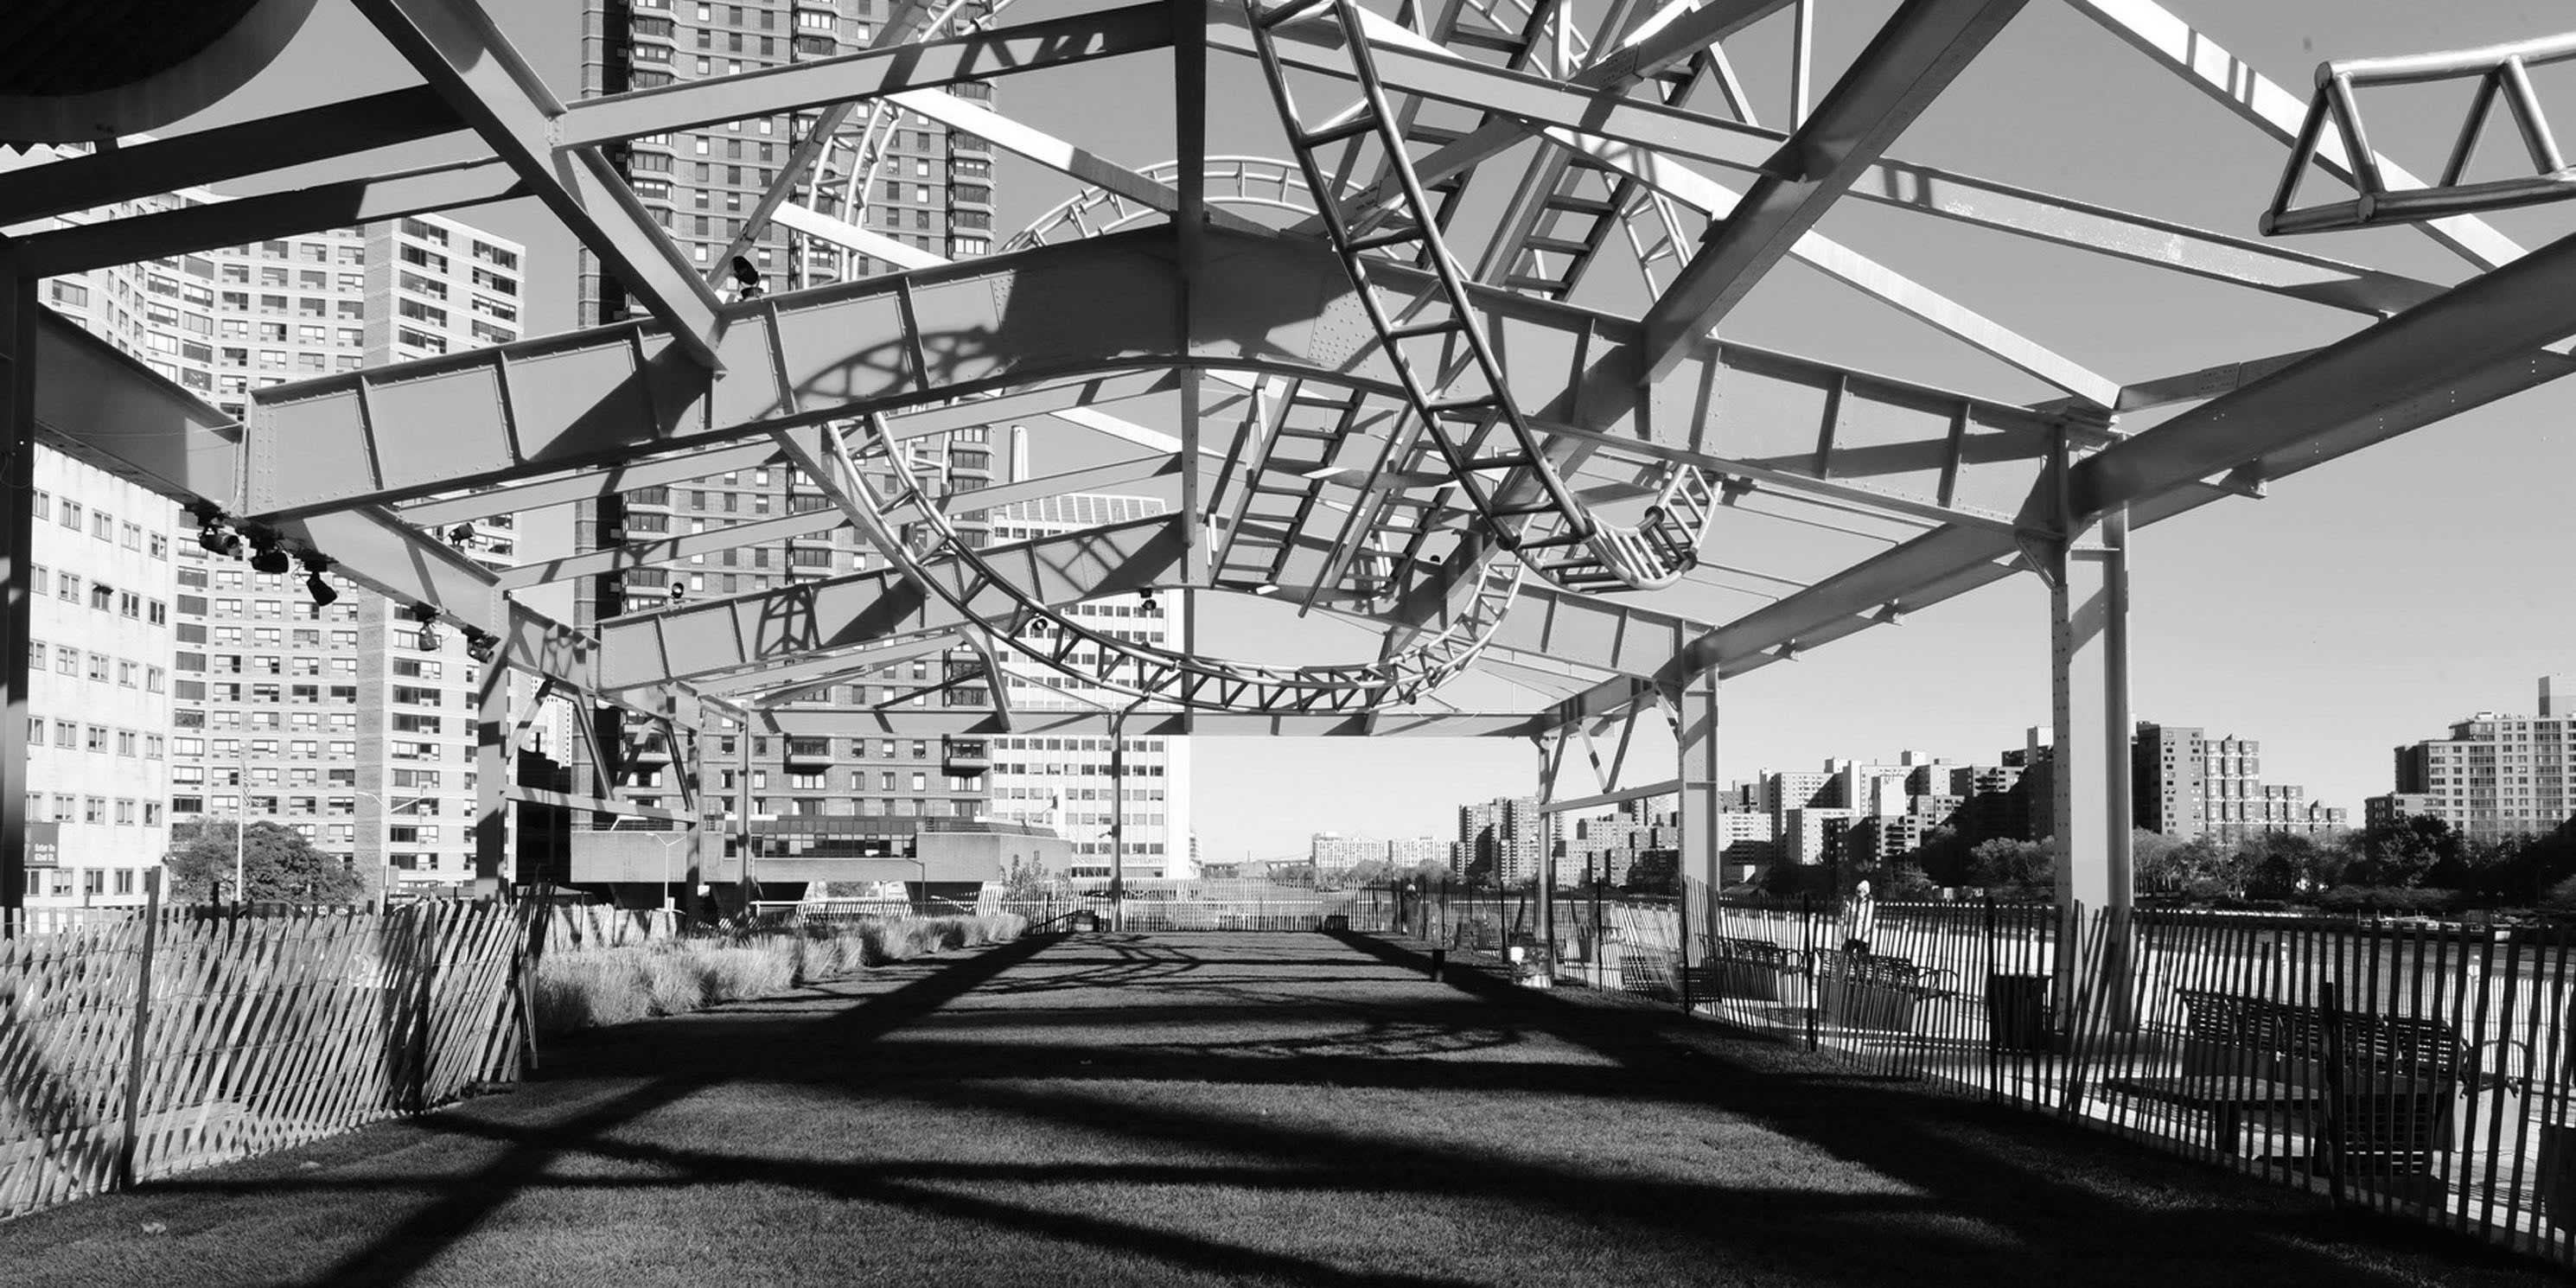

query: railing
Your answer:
[1361,878,2576,1268]
[1,896,532,1220]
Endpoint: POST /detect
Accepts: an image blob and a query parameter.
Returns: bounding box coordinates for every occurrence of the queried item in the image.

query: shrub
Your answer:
[530,915,1023,1036]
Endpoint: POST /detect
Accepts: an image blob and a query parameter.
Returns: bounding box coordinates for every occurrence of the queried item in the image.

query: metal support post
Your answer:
[1536,733,1555,982]
[728,727,752,917]
[2047,482,2134,1028]
[474,654,510,893]
[0,264,32,934]
[1108,706,1128,933]
[1671,671,1721,996]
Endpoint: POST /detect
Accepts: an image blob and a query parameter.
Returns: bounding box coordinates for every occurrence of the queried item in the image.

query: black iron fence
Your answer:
[1362,877,2576,1268]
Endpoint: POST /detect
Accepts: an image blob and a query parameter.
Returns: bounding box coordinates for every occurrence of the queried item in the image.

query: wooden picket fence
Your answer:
[0,889,533,1219]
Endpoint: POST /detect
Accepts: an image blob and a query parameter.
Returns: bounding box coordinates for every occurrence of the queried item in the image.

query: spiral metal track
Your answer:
[1245,0,1715,594]
[838,414,1521,713]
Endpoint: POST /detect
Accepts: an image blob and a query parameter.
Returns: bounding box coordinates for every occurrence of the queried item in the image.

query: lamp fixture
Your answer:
[300,553,338,608]
[246,528,291,575]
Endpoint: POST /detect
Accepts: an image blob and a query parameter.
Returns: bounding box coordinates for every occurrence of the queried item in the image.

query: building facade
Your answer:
[565,0,1010,888]
[17,453,180,908]
[1453,795,1547,884]
[981,493,1194,883]
[2128,722,2347,843]
[2378,676,2576,844]
[6,148,526,899]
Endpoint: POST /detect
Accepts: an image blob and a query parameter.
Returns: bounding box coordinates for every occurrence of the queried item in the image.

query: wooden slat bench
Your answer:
[1695,936,1795,1002]
[2102,989,2522,1176]
[1814,951,1954,1033]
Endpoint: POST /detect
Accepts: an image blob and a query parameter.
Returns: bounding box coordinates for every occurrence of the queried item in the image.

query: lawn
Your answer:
[0,930,2554,1288]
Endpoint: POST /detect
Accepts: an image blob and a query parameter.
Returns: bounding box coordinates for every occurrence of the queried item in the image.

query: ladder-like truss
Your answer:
[2266,31,2576,234]
[837,414,1521,713]
[1246,0,1713,594]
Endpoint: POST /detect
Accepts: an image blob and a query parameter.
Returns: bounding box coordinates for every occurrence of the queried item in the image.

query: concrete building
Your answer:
[1780,807,1859,869]
[2128,722,2347,844]
[1455,795,1546,883]
[984,492,1193,883]
[4,150,526,899]
[2379,677,2576,844]
[1386,837,1445,870]
[16,453,180,909]
[1310,832,1380,873]
[561,0,1008,889]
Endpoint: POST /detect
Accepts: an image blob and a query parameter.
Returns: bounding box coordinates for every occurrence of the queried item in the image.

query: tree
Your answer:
[165,819,365,906]
[2343,815,2457,889]
[2239,831,2324,899]
[998,858,1062,902]
[1966,838,2053,895]
[1908,825,1973,887]
[1343,858,1397,889]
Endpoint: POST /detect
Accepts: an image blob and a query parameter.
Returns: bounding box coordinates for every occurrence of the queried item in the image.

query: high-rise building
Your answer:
[2126,722,2345,843]
[1454,796,1546,884]
[983,494,1193,882]
[565,0,1008,883]
[16,452,180,909]
[5,148,526,899]
[1309,833,1378,873]
[2376,676,2576,844]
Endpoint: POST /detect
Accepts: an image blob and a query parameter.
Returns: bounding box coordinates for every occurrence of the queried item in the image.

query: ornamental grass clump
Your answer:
[531,914,1023,1036]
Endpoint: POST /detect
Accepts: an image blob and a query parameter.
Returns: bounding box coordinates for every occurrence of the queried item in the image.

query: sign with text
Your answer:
[25,822,60,870]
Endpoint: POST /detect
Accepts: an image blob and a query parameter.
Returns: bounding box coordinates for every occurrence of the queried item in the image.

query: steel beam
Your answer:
[397,439,801,526]
[494,507,851,593]
[1209,6,1784,175]
[1637,0,2031,382]
[593,516,1184,691]
[0,86,463,226]
[746,707,1547,737]
[352,0,726,367]
[2069,0,2524,271]
[231,227,2058,524]
[2067,226,2576,525]
[1289,6,2439,317]
[16,158,526,278]
[558,4,1172,146]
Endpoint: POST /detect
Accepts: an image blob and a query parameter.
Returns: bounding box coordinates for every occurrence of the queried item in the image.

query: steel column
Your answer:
[0,265,34,931]
[2046,485,2132,1016]
[475,654,510,891]
[1671,670,1721,896]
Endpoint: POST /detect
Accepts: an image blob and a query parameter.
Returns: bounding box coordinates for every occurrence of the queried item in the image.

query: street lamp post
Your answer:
[348,788,424,909]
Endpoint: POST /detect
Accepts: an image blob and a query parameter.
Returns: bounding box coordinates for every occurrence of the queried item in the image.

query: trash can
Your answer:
[1069,909,1100,934]
[1985,973,2050,1052]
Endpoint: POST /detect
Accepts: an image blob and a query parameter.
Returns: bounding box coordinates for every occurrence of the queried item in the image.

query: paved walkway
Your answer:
[0,932,2554,1287]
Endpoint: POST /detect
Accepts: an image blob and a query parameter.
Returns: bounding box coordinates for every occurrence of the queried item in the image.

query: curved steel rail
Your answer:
[838,412,1521,713]
[1244,0,1712,594]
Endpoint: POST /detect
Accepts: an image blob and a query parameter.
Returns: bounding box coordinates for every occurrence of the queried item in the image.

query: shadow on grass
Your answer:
[41,929,2563,1288]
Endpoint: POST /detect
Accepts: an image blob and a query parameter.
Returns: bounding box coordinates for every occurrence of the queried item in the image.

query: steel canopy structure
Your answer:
[6,0,2576,933]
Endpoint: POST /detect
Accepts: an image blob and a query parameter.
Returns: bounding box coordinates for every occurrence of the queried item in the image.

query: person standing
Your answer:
[1840,879,1877,955]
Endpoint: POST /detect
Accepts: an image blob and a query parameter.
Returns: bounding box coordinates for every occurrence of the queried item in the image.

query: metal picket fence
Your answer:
[1366,877,2576,1269]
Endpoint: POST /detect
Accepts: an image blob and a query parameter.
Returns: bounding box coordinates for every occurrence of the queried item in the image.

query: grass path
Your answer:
[0,930,2556,1288]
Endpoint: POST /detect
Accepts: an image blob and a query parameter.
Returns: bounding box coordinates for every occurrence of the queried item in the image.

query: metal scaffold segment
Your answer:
[829,412,1520,713]
[2265,30,2576,234]
[1246,0,1719,595]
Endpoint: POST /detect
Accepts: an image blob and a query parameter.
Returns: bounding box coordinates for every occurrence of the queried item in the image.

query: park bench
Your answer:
[1694,936,1796,1002]
[1814,951,1955,1032]
[2101,989,2525,1176]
